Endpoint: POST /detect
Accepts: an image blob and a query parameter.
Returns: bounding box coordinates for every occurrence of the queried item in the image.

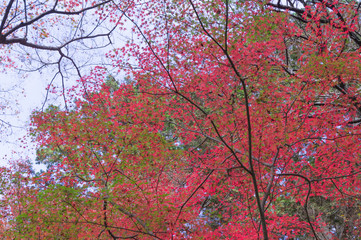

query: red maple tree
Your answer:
[1,0,361,239]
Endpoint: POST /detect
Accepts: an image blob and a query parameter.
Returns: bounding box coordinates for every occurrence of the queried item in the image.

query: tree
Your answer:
[1,0,361,239]
[0,0,124,111]
[0,0,119,145]
[3,82,205,239]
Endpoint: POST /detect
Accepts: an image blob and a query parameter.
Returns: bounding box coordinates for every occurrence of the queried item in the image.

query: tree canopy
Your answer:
[1,0,361,239]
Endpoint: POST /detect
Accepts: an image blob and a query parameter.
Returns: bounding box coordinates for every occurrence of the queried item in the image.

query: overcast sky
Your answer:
[0,70,48,170]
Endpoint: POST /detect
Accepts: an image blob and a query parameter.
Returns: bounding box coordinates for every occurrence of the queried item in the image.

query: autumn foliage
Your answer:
[1,0,361,239]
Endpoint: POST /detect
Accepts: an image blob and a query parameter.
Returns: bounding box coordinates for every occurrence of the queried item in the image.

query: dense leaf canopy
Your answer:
[1,0,361,239]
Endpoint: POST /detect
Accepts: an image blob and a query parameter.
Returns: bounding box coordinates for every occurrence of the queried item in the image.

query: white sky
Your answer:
[0,70,47,170]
